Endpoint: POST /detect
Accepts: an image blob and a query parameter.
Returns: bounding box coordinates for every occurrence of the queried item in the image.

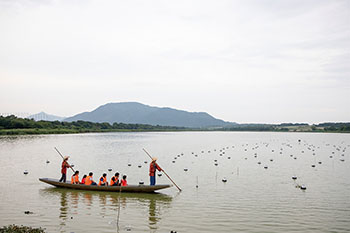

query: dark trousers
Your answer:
[150,175,156,185]
[59,173,66,182]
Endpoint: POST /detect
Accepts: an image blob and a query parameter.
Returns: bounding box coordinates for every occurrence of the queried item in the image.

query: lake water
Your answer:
[0,132,349,233]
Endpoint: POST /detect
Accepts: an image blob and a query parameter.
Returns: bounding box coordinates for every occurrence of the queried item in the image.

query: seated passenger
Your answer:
[110,172,120,186]
[85,172,97,185]
[71,170,80,184]
[110,177,117,186]
[121,175,128,186]
[81,175,87,184]
[98,173,108,186]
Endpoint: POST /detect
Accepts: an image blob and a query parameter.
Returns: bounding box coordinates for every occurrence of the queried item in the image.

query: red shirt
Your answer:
[61,161,69,174]
[149,161,161,176]
[121,179,127,186]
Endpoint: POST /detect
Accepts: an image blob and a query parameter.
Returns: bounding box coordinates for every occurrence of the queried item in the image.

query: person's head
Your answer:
[103,173,107,177]
[112,177,116,181]
[152,157,157,162]
[114,172,119,177]
[123,175,127,180]
[83,175,87,178]
[64,156,69,161]
[89,172,93,176]
[75,171,79,175]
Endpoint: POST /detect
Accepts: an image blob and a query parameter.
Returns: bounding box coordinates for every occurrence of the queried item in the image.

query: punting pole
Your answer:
[54,147,75,173]
[143,148,182,192]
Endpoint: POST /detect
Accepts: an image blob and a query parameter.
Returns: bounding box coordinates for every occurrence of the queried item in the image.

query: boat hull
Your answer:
[39,178,171,193]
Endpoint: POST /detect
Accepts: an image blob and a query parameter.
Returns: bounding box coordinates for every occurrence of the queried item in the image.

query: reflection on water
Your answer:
[40,187,173,232]
[1,132,350,232]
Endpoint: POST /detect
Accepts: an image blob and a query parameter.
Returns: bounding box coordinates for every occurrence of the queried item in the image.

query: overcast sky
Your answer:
[0,0,349,124]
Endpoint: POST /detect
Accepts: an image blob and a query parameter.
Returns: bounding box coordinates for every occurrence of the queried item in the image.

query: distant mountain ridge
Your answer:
[64,102,235,128]
[28,112,65,121]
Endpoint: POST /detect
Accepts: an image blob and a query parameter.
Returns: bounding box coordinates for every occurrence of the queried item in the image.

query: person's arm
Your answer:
[156,163,162,171]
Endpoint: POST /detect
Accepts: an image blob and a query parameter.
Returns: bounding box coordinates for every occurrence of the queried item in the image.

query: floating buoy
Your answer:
[270,159,273,162]
[158,173,162,177]
[228,157,231,159]
[144,161,148,164]
[139,181,144,185]
[46,160,50,164]
[300,185,307,190]
[214,163,218,166]
[184,168,188,172]
[258,162,261,164]
[138,165,142,168]
[292,176,297,180]
[128,163,131,167]
[330,156,333,158]
[222,178,227,183]
[294,157,297,160]
[264,166,268,169]
[340,159,345,162]
[172,161,175,163]
[311,164,316,167]
[108,168,112,171]
[24,211,33,214]
[71,164,75,167]
[214,159,217,162]
[23,170,28,175]
[318,162,322,164]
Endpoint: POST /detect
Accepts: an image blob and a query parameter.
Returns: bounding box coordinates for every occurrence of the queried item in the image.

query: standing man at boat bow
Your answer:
[149,157,162,185]
[59,156,71,183]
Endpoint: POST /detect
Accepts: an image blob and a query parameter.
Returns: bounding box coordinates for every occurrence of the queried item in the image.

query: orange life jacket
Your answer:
[85,176,92,185]
[71,174,79,184]
[74,175,79,184]
[110,176,119,186]
[121,179,127,186]
[99,176,107,186]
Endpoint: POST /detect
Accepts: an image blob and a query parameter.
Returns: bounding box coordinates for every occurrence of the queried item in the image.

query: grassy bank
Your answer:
[0,224,45,233]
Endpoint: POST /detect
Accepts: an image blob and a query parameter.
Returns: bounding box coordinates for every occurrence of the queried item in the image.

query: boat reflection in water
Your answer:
[40,187,173,232]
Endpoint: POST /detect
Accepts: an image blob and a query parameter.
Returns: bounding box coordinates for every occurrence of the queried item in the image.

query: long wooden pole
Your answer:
[54,147,75,173]
[142,148,182,192]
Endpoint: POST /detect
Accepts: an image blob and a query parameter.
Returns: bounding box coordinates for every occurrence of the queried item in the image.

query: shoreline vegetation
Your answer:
[0,115,349,135]
[0,224,45,233]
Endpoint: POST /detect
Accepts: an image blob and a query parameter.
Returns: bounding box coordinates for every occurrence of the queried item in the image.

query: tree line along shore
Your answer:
[0,115,349,135]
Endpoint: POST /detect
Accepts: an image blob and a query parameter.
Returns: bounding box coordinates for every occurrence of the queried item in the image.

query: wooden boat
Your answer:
[39,178,172,193]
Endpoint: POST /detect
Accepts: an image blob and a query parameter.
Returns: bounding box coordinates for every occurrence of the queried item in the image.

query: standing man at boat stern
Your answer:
[149,157,162,185]
[59,156,71,183]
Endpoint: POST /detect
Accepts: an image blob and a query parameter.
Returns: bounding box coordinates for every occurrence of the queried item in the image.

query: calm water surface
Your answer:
[0,132,349,232]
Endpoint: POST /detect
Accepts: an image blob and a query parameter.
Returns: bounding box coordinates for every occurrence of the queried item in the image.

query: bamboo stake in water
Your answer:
[142,148,182,192]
